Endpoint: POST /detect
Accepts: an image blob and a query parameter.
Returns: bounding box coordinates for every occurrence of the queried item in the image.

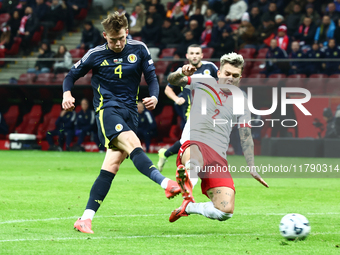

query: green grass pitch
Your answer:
[0,151,339,254]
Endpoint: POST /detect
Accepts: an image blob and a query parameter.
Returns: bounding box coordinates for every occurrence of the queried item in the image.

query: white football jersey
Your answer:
[180,74,251,158]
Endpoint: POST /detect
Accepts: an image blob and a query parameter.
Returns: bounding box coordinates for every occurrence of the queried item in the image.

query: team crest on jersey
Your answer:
[203,69,211,75]
[128,54,137,63]
[115,124,123,132]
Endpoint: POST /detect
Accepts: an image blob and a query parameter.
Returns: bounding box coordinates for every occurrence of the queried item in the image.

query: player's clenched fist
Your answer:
[181,64,197,76]
[62,91,75,111]
[142,96,158,111]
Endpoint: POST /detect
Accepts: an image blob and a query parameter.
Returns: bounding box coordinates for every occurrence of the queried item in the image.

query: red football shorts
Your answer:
[177,140,235,198]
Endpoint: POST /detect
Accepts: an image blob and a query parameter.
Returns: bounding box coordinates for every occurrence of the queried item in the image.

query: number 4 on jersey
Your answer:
[114,65,122,78]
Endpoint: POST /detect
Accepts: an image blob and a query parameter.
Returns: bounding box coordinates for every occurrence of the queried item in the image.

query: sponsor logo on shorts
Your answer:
[148,59,153,65]
[128,54,137,63]
[115,124,123,132]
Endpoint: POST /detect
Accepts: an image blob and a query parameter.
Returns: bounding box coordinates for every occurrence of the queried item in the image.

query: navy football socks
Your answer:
[164,140,181,158]
[130,147,165,185]
[86,170,115,212]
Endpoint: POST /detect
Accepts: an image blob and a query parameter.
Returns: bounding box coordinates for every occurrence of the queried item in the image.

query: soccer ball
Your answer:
[279,213,311,240]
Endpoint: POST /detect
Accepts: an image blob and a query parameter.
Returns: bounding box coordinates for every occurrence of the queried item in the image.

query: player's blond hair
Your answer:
[220,52,244,72]
[101,11,128,33]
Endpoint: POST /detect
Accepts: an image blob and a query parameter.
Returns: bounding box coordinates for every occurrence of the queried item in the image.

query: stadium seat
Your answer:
[31,26,44,46]
[50,72,68,85]
[0,13,10,26]
[69,48,86,62]
[249,65,265,75]
[309,74,328,78]
[34,73,54,85]
[3,105,19,134]
[155,105,174,140]
[51,20,65,32]
[285,78,306,88]
[329,74,340,79]
[202,47,214,59]
[17,73,36,85]
[159,48,176,58]
[37,104,61,140]
[248,73,266,78]
[155,61,170,75]
[5,37,22,56]
[325,79,340,95]
[239,48,256,59]
[256,48,268,59]
[75,8,88,20]
[304,78,327,95]
[268,74,286,79]
[214,61,220,69]
[15,105,42,134]
[0,48,4,66]
[288,74,307,79]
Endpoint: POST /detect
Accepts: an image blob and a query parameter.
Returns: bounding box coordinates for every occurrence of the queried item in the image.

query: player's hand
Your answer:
[175,97,185,105]
[62,91,75,111]
[181,64,197,76]
[249,168,269,188]
[142,96,157,111]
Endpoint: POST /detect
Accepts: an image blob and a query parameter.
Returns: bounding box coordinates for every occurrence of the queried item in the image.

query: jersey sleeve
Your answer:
[140,43,156,73]
[63,51,94,92]
[237,91,251,128]
[210,63,219,78]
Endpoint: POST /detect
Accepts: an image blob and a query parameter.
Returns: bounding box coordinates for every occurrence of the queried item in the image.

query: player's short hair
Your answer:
[220,52,244,72]
[187,44,202,52]
[102,11,128,33]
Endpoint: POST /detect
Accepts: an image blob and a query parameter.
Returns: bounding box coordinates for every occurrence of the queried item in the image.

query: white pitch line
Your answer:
[0,212,339,225]
[1,232,339,243]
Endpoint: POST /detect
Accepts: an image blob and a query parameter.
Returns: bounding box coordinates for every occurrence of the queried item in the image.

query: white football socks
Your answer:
[160,178,170,189]
[185,159,200,188]
[185,201,233,221]
[81,209,95,221]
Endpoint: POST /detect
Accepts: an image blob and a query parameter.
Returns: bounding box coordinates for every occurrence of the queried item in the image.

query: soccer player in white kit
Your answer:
[167,52,269,222]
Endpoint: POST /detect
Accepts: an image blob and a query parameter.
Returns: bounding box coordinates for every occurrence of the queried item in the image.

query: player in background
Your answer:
[62,12,181,234]
[167,52,269,222]
[157,45,218,172]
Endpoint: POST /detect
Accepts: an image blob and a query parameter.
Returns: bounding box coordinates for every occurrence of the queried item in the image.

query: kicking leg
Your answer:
[74,149,126,233]
[113,130,180,199]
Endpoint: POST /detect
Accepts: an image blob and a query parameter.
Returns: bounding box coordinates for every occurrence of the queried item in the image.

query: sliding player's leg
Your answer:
[114,130,180,199]
[74,149,126,233]
[185,187,234,221]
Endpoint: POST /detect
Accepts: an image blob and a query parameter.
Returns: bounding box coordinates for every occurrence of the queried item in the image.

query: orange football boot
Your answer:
[74,218,94,234]
[176,165,195,202]
[169,198,194,222]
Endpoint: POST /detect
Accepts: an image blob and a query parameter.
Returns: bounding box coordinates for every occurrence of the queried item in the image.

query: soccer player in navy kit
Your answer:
[62,12,181,234]
[157,45,218,172]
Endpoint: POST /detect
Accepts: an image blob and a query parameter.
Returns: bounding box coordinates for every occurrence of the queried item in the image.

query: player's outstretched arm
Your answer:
[239,127,269,188]
[167,64,197,87]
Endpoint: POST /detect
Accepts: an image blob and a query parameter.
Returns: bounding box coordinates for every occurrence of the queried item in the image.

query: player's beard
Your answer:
[190,59,200,67]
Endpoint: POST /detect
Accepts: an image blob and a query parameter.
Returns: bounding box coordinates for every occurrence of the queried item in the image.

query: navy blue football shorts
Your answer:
[96,106,138,149]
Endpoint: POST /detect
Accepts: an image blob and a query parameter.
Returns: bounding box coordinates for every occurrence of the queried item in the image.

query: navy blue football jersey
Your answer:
[64,40,157,112]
